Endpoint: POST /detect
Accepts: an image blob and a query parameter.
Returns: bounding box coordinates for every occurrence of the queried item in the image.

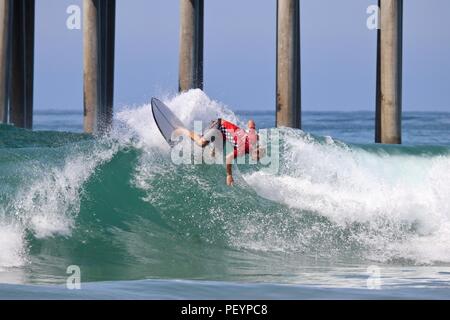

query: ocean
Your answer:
[1,89,449,299]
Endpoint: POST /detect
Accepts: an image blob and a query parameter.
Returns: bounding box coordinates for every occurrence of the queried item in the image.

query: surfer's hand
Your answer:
[226,175,234,186]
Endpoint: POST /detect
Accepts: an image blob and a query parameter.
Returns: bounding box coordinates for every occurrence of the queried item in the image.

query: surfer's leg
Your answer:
[175,120,222,148]
[173,127,207,147]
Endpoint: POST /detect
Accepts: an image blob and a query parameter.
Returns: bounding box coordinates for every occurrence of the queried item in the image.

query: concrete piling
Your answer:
[9,0,35,129]
[376,0,403,144]
[83,0,116,134]
[0,0,11,124]
[276,0,301,129]
[179,0,204,92]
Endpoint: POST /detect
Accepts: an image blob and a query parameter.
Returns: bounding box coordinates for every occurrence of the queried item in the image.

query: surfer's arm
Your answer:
[174,128,209,147]
[226,152,234,186]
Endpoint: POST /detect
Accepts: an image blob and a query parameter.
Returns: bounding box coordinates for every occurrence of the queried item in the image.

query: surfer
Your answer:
[175,119,265,186]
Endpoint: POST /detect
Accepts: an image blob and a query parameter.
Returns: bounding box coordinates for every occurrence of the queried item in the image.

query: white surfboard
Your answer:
[151,98,186,147]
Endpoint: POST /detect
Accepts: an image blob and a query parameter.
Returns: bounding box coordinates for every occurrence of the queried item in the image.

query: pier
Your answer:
[0,0,405,144]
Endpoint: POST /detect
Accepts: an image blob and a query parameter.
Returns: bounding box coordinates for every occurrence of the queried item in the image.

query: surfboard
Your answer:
[151,98,186,147]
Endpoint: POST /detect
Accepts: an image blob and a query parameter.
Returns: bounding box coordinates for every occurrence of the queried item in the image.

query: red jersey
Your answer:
[218,119,258,158]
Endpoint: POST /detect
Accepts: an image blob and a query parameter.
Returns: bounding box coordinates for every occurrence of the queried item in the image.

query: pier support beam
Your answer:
[376,0,403,144]
[179,0,204,92]
[0,0,12,124]
[276,0,301,129]
[84,0,116,134]
[10,0,35,129]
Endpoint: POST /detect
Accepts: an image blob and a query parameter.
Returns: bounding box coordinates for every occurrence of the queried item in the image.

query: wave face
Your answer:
[1,89,450,284]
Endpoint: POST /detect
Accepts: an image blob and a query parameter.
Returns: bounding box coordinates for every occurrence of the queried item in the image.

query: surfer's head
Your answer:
[247,120,256,130]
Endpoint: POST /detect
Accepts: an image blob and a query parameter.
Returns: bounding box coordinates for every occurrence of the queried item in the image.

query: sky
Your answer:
[34,0,450,112]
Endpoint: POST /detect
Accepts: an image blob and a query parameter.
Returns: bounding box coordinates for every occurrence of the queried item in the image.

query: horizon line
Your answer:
[34,108,450,114]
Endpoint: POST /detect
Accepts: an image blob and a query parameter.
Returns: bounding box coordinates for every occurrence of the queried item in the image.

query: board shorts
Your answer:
[202,119,258,158]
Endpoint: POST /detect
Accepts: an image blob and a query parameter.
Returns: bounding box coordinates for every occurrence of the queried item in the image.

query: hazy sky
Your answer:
[34,0,450,112]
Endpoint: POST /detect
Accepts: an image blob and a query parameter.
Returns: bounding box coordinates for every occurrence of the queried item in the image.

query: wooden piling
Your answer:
[0,0,12,124]
[276,0,301,129]
[179,0,204,92]
[376,0,403,144]
[10,0,35,129]
[83,0,115,134]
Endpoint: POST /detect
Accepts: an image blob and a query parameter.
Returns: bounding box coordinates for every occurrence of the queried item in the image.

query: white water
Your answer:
[0,222,26,269]
[0,143,118,268]
[244,129,450,264]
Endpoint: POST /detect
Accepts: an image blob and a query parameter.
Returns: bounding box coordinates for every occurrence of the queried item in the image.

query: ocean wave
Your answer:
[1,89,450,284]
